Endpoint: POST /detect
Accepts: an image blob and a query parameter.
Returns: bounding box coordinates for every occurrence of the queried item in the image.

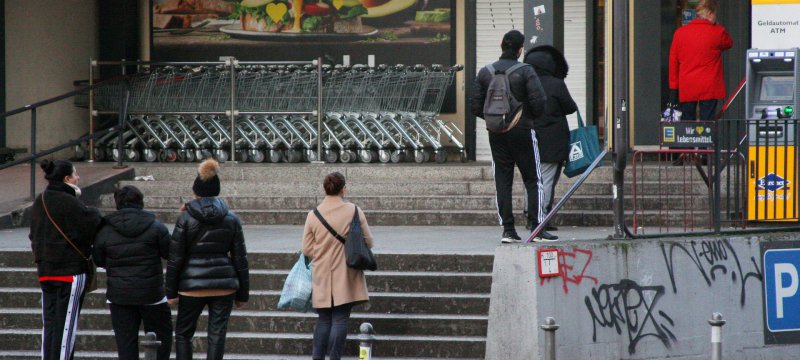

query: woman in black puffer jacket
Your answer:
[524,45,578,233]
[166,159,249,360]
[94,185,172,360]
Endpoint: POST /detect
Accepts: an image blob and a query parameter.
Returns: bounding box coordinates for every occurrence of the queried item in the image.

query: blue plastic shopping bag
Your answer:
[277,252,313,312]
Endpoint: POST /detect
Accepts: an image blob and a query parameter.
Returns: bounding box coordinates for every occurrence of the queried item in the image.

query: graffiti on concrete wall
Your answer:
[584,279,677,355]
[660,239,763,306]
[540,247,598,294]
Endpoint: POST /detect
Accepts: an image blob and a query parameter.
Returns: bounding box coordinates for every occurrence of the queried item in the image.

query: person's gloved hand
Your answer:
[669,89,679,106]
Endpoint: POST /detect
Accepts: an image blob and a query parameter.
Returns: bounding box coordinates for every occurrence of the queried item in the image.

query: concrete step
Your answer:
[0,308,487,337]
[98,194,710,212]
[118,180,709,197]
[0,251,494,273]
[129,162,708,183]
[0,269,492,294]
[0,352,478,360]
[2,289,490,315]
[0,330,485,358]
[113,208,709,227]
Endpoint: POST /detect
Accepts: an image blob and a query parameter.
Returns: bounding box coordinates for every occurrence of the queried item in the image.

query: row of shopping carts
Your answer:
[84,61,465,163]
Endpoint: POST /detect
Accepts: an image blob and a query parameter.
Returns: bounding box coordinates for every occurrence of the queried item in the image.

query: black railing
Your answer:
[626,118,800,238]
[0,79,131,201]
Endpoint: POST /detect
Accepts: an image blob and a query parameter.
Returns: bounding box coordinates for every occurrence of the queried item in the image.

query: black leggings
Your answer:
[312,303,353,360]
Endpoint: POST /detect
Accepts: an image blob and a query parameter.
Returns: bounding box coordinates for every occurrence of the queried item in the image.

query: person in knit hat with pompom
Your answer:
[166,159,250,360]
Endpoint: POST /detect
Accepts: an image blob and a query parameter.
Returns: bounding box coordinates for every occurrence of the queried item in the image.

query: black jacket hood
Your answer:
[105,208,156,238]
[186,197,229,224]
[524,45,569,79]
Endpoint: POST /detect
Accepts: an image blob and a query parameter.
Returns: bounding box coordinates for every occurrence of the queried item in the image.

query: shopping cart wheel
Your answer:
[249,150,266,163]
[182,149,195,163]
[128,149,141,162]
[111,148,122,163]
[414,150,426,164]
[359,150,373,163]
[324,150,338,163]
[460,150,468,163]
[143,149,158,162]
[378,150,391,163]
[435,149,447,164]
[304,150,318,162]
[161,149,178,162]
[235,150,249,162]
[267,149,282,163]
[214,149,228,163]
[339,150,353,163]
[286,149,303,163]
[390,150,403,163]
[73,145,86,161]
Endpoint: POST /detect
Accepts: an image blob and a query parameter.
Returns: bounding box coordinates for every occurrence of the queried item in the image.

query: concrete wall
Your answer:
[486,233,797,359]
[4,0,97,156]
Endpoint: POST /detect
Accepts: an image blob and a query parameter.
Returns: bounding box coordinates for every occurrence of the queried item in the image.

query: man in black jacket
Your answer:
[471,30,556,243]
[94,185,172,360]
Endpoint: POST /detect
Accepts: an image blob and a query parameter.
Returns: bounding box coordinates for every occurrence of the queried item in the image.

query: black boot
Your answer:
[175,340,193,360]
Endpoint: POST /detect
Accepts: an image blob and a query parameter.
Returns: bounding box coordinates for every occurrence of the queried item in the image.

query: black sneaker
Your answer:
[533,230,559,242]
[501,230,522,244]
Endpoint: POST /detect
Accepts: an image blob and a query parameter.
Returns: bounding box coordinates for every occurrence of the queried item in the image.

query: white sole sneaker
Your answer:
[533,237,558,242]
[501,238,523,244]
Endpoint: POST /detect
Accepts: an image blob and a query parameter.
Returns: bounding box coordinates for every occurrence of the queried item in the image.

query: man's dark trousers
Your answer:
[109,302,173,360]
[489,126,544,230]
[680,100,718,120]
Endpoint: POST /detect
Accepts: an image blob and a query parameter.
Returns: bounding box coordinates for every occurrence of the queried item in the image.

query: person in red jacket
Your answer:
[669,0,733,120]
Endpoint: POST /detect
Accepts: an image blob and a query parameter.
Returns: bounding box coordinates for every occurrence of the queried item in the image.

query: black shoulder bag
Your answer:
[313,207,377,271]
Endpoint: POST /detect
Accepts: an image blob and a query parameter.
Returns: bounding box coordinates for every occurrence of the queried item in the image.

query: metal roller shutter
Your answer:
[563,0,587,130]
[474,1,525,161]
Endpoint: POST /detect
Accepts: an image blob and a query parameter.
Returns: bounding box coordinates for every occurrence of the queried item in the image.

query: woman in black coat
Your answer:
[29,159,102,360]
[524,45,578,232]
[94,185,172,360]
[166,159,249,360]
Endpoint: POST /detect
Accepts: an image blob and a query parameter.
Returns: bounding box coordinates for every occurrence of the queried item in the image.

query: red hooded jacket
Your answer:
[669,19,733,102]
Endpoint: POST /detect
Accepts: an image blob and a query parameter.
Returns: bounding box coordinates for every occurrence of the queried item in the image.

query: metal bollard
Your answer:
[141,332,161,360]
[708,313,726,360]
[540,317,559,360]
[359,322,375,360]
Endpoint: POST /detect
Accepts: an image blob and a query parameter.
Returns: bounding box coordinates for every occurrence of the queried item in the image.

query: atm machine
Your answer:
[746,49,800,221]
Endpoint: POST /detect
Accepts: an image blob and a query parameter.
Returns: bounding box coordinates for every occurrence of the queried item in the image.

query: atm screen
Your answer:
[760,76,795,101]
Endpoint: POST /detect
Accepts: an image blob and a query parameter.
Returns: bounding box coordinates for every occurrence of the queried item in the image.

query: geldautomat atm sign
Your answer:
[661,122,714,148]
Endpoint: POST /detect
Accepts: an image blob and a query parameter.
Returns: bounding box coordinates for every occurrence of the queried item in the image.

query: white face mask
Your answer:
[66,182,82,197]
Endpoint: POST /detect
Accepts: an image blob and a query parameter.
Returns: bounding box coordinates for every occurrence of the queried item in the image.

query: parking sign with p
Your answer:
[763,247,800,343]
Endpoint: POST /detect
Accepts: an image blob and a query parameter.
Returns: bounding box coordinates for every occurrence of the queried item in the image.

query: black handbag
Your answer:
[313,207,377,271]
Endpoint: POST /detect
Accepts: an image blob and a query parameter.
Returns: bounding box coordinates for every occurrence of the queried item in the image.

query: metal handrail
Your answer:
[0,79,131,201]
[526,150,608,243]
[0,79,121,119]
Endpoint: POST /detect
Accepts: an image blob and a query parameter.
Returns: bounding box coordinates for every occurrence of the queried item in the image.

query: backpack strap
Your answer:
[485,64,495,74]
[505,63,530,76]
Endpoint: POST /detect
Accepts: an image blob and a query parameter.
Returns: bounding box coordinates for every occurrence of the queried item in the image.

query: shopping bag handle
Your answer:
[576,110,585,128]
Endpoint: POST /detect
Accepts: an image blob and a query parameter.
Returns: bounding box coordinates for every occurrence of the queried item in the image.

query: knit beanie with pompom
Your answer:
[192,159,221,197]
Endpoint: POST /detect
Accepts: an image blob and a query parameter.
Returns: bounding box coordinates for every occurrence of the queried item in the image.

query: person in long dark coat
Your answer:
[524,45,578,235]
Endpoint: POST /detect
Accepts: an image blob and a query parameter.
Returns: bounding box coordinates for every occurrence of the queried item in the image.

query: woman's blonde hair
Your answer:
[696,0,718,19]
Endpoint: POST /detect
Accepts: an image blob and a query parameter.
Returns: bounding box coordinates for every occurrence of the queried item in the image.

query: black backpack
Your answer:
[482,63,529,132]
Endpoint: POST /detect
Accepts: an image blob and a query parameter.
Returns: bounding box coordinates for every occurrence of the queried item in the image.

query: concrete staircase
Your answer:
[95,163,711,228]
[0,250,492,359]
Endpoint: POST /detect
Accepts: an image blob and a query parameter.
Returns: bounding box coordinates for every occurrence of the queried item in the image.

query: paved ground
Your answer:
[0,163,130,214]
[0,224,616,254]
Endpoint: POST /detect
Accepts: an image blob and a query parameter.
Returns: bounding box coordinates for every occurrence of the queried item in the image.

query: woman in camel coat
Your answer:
[302,172,374,360]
